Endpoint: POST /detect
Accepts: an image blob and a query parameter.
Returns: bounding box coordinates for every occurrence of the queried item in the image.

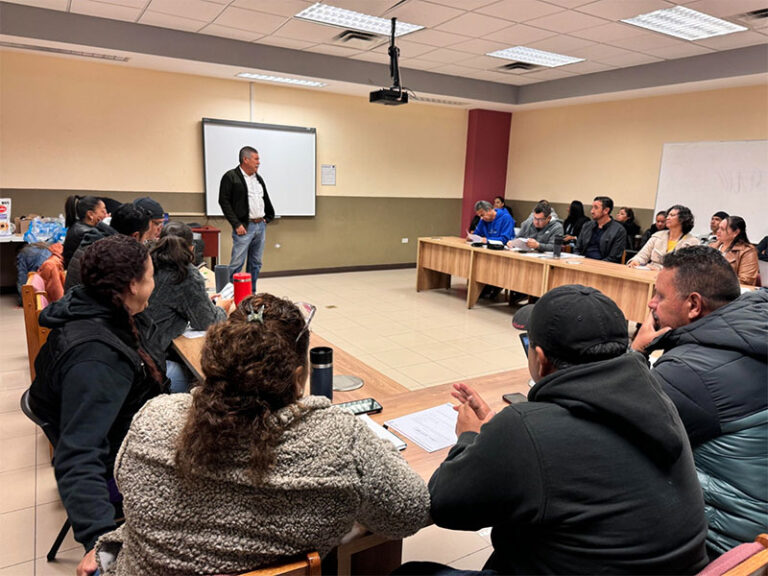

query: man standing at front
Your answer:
[219,146,275,292]
[576,196,627,262]
[631,246,767,557]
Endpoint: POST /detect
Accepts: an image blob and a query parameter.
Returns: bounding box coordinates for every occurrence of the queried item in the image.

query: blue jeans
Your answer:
[229,220,266,292]
[166,360,192,394]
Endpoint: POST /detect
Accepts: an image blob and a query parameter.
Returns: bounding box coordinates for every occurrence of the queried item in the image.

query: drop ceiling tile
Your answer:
[147,0,223,22]
[350,51,390,64]
[435,12,515,35]
[90,0,148,8]
[485,23,557,44]
[527,9,610,33]
[407,28,471,47]
[418,48,477,64]
[140,11,207,31]
[459,54,511,69]
[202,23,265,42]
[231,0,312,17]
[694,30,768,49]
[526,34,596,53]
[563,59,616,73]
[2,0,69,9]
[427,0,499,9]
[329,0,398,16]
[567,42,634,59]
[575,0,674,21]
[604,31,684,50]
[372,39,443,58]
[569,21,649,42]
[469,69,523,83]
[400,58,444,70]
[684,0,768,18]
[387,1,465,28]
[522,67,577,80]
[270,19,340,42]
[543,0,598,8]
[449,37,510,54]
[596,51,663,66]
[70,0,142,21]
[641,42,714,58]
[214,7,287,33]
[257,35,316,49]
[305,44,363,57]
[430,63,481,76]
[476,0,564,23]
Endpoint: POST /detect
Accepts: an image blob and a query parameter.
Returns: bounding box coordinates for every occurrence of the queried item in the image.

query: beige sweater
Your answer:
[628,231,699,269]
[96,394,430,576]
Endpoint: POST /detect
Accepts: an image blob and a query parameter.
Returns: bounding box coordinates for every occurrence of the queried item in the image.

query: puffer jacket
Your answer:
[648,289,768,555]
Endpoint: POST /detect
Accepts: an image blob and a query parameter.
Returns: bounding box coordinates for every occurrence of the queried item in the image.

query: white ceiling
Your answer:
[1,0,767,109]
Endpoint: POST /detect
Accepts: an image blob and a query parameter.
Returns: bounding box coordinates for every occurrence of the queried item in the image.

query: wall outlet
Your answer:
[401,238,409,244]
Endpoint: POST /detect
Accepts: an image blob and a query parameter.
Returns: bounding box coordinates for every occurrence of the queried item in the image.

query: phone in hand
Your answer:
[502,392,527,404]
[335,397,383,416]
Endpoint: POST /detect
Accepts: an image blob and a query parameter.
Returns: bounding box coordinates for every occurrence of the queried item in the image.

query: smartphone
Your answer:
[502,392,527,405]
[335,398,383,416]
[519,332,529,355]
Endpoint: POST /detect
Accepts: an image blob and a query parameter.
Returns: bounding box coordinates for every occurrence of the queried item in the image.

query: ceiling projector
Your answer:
[371,17,408,106]
[369,88,408,105]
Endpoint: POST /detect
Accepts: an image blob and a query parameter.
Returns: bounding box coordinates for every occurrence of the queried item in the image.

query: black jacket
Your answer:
[63,221,95,269]
[64,222,117,292]
[648,290,768,554]
[575,218,628,263]
[29,287,165,551]
[218,166,275,230]
[429,352,708,574]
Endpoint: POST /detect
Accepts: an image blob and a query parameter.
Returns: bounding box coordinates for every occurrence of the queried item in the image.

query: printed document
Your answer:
[384,403,458,452]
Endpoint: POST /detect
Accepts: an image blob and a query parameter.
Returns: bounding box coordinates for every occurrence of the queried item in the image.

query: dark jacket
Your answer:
[429,352,708,574]
[563,214,588,238]
[64,222,117,292]
[621,220,641,249]
[218,166,275,231]
[575,218,627,262]
[143,264,226,354]
[518,218,564,252]
[63,221,95,269]
[648,289,768,555]
[29,287,165,551]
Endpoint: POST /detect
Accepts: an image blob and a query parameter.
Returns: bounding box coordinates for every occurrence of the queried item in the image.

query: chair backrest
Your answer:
[19,388,59,448]
[698,534,768,576]
[22,272,51,381]
[237,552,321,576]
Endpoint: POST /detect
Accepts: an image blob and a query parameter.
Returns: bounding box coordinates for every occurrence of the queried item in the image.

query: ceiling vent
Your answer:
[332,29,385,50]
[498,61,542,73]
[735,8,768,26]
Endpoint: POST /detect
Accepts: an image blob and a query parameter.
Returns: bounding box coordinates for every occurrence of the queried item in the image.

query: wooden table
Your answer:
[172,332,530,574]
[417,236,658,322]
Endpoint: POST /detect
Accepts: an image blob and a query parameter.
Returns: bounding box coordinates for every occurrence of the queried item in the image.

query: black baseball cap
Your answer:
[512,285,627,361]
[133,197,165,219]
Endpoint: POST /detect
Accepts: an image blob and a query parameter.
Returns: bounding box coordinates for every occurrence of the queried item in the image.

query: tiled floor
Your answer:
[0,268,528,574]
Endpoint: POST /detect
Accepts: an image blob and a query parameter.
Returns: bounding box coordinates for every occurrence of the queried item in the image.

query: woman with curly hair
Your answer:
[628,205,699,269]
[28,235,167,576]
[95,294,430,575]
[709,216,760,285]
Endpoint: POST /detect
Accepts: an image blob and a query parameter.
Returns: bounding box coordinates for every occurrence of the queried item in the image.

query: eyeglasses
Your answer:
[294,301,316,343]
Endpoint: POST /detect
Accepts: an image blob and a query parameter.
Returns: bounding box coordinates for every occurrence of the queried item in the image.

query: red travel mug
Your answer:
[233,272,252,305]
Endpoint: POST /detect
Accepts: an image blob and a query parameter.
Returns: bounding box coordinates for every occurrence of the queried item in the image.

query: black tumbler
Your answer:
[310,347,333,400]
[214,264,230,293]
[553,235,563,258]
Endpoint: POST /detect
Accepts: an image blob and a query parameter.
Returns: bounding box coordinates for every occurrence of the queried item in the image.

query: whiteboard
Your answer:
[202,118,316,217]
[655,140,768,240]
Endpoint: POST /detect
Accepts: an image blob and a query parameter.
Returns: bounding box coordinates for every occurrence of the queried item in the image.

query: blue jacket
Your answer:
[474,209,515,244]
[648,289,768,555]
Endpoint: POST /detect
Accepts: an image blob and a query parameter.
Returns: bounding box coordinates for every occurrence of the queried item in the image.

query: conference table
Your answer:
[172,332,529,575]
[417,236,658,323]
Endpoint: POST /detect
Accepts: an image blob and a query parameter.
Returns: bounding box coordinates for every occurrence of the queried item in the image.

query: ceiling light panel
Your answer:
[621,6,747,41]
[295,3,424,37]
[486,46,584,67]
[236,73,326,87]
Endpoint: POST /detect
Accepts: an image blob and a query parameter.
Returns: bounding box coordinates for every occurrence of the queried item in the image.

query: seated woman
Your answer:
[62,195,108,268]
[28,235,167,576]
[144,222,232,392]
[628,205,699,269]
[562,200,589,244]
[709,216,760,285]
[95,294,430,575]
[615,207,641,249]
[493,195,513,218]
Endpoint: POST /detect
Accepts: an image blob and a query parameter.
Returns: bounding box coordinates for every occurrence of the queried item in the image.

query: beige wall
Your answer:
[506,85,768,224]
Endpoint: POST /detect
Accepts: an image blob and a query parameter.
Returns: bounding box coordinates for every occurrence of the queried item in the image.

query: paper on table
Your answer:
[182,329,207,339]
[507,238,529,250]
[358,414,406,451]
[384,403,458,453]
[467,233,483,243]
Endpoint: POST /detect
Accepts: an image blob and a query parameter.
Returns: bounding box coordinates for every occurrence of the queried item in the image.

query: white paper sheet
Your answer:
[358,414,406,451]
[384,403,458,452]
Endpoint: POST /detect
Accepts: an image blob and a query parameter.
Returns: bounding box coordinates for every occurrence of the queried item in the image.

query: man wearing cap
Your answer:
[575,196,627,262]
[631,246,767,557]
[412,285,708,574]
[219,146,275,292]
[133,197,166,241]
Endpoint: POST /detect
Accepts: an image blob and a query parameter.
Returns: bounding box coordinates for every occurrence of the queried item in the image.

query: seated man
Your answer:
[515,201,564,252]
[410,285,708,574]
[467,200,515,245]
[632,246,768,557]
[575,196,627,263]
[700,210,729,245]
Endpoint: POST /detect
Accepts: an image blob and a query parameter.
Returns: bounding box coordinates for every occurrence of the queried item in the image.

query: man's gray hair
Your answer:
[239,146,258,163]
[474,200,492,212]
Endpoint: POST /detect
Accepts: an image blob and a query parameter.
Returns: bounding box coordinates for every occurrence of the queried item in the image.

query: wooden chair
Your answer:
[22,272,51,381]
[237,552,321,576]
[698,534,768,576]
